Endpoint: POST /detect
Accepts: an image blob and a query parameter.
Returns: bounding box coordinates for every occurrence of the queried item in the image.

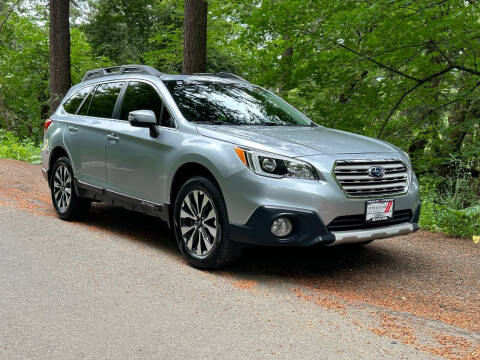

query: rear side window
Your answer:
[77,90,94,116]
[87,82,124,119]
[120,82,163,122]
[63,86,93,114]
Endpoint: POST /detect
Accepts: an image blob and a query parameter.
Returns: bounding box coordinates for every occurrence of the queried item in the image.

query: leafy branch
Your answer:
[377,66,454,136]
[0,0,21,33]
[334,41,422,82]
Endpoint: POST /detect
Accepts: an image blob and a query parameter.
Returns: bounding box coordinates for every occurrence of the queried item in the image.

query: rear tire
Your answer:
[50,156,91,220]
[173,176,241,269]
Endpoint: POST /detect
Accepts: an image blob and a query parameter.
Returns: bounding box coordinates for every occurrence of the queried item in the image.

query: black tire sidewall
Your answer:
[173,176,233,269]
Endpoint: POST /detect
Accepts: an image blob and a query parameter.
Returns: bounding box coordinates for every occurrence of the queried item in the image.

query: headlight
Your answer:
[234,146,319,180]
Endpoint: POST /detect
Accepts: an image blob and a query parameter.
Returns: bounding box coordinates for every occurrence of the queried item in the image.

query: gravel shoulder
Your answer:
[0,159,478,359]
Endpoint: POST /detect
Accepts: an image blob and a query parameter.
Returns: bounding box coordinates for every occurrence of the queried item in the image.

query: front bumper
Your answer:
[229,203,421,247]
[222,152,420,246]
[222,153,419,227]
[328,222,414,246]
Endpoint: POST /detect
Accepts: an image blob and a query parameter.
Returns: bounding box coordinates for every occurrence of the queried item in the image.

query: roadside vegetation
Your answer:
[420,170,480,240]
[0,0,478,240]
[0,130,41,165]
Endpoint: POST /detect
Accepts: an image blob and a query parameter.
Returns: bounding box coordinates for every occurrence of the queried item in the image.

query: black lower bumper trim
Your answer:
[229,202,421,247]
[327,210,413,232]
[75,179,170,224]
[229,206,335,247]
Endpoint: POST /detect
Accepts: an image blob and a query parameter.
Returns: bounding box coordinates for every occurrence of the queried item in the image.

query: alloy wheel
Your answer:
[53,165,72,213]
[179,190,218,257]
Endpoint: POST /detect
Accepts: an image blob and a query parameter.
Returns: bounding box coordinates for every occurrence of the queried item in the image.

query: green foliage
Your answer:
[84,0,245,74]
[0,11,111,141]
[83,0,184,67]
[143,0,185,72]
[448,206,480,218]
[0,130,41,164]
[0,13,49,140]
[70,28,112,84]
[419,168,480,238]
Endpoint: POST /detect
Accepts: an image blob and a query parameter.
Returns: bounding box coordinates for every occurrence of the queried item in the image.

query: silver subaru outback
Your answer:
[42,65,421,269]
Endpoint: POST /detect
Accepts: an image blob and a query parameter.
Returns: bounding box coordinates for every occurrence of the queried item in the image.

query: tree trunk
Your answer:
[182,0,207,74]
[279,36,293,95]
[0,87,10,131]
[49,0,71,114]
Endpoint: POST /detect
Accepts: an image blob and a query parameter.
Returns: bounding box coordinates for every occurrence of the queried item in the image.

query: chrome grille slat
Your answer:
[335,164,405,171]
[336,173,407,181]
[342,181,407,189]
[335,169,406,175]
[333,159,409,198]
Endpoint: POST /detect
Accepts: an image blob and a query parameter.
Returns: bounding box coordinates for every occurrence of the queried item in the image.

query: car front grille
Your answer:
[333,159,409,198]
[327,210,413,232]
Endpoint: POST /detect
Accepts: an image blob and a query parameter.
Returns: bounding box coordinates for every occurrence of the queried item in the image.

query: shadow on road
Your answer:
[83,203,179,256]
[82,203,404,281]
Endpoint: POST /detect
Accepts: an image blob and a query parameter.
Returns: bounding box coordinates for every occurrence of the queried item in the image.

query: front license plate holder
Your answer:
[365,199,394,222]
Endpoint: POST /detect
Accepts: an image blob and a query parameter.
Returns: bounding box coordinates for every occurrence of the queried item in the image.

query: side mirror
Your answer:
[128,110,159,138]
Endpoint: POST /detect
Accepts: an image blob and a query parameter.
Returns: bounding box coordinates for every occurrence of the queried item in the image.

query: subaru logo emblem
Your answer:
[368,166,385,178]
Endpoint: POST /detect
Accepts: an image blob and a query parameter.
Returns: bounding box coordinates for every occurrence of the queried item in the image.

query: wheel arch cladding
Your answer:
[170,162,224,207]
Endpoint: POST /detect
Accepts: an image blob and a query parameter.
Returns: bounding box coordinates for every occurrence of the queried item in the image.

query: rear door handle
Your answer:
[68,126,78,134]
[107,134,120,143]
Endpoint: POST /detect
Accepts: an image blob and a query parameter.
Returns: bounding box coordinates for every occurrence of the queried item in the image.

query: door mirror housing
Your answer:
[128,110,159,138]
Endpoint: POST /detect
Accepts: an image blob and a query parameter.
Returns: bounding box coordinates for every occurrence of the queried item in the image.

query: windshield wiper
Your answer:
[240,122,282,126]
[193,120,234,125]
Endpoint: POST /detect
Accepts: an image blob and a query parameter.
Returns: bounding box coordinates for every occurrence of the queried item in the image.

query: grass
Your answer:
[0,130,42,164]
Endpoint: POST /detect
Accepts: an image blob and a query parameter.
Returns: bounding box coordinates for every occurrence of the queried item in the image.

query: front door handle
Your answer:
[68,126,78,134]
[107,134,120,143]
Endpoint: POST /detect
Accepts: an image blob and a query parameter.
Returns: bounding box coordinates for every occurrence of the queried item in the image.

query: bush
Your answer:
[419,168,480,239]
[0,130,41,164]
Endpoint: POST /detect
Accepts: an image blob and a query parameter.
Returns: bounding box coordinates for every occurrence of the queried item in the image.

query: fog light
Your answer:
[271,218,293,237]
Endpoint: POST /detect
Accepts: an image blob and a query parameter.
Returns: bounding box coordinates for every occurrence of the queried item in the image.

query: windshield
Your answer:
[163,80,313,126]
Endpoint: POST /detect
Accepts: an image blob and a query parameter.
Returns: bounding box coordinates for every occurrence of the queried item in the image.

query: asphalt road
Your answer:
[0,159,479,359]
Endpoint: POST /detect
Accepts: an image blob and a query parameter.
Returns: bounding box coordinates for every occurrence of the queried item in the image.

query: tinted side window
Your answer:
[159,106,175,128]
[120,82,164,123]
[63,86,93,114]
[77,90,94,116]
[87,82,124,119]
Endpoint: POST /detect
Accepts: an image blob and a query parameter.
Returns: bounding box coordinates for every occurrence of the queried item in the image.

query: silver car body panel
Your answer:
[196,125,398,157]
[63,111,112,188]
[42,72,421,246]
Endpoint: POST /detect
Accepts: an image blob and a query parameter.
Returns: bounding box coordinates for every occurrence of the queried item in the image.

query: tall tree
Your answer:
[49,0,71,113]
[183,0,207,74]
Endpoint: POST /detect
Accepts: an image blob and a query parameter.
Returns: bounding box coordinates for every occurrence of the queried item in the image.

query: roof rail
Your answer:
[82,65,162,82]
[191,72,248,82]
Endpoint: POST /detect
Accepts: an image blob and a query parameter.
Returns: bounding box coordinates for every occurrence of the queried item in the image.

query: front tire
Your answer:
[173,176,240,269]
[50,156,90,220]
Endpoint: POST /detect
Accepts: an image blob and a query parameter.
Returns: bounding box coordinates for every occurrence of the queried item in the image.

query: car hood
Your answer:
[196,125,397,157]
